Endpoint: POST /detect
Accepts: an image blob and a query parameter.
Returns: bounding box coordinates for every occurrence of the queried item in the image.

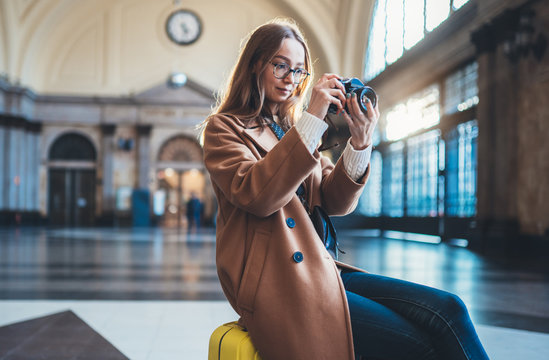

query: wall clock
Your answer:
[165,9,202,45]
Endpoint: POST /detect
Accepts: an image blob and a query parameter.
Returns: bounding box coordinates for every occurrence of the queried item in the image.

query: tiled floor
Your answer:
[1,226,549,359]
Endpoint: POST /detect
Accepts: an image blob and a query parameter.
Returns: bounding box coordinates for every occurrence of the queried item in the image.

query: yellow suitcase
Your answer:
[208,321,262,360]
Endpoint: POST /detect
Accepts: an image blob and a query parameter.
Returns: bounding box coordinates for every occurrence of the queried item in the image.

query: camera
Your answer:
[328,78,377,114]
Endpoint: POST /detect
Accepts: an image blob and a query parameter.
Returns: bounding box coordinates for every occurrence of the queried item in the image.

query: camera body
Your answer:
[328,78,377,114]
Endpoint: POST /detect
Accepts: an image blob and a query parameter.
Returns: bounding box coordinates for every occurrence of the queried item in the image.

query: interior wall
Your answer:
[0,1,6,74]
[0,0,373,97]
[21,0,282,95]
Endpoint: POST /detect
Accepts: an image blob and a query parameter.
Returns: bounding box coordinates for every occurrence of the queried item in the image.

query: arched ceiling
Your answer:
[0,0,374,96]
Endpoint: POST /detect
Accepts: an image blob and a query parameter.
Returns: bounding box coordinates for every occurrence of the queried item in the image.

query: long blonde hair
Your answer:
[207,18,313,132]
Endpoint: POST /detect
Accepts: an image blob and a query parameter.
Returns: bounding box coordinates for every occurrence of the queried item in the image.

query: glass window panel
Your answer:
[385,104,408,141]
[463,62,478,106]
[444,62,478,114]
[438,139,446,216]
[406,130,440,217]
[426,0,450,32]
[372,127,381,147]
[404,0,425,49]
[357,151,382,216]
[386,0,404,64]
[385,85,440,141]
[365,0,467,80]
[453,0,470,11]
[444,71,463,114]
[364,0,387,80]
[446,120,478,217]
[382,142,404,217]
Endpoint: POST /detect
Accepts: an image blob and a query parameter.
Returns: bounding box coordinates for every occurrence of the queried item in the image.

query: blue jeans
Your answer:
[341,271,489,360]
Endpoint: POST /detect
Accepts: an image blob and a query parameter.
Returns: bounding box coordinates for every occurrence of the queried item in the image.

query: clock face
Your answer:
[166,10,202,45]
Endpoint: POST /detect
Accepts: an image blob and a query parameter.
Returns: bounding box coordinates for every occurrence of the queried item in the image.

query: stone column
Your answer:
[6,121,21,211]
[100,124,116,223]
[27,122,42,213]
[471,16,520,253]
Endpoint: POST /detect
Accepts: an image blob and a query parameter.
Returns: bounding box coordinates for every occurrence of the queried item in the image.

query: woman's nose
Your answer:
[283,72,295,84]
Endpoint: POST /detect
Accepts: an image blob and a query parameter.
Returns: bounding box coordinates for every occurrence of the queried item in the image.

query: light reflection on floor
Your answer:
[1,226,549,359]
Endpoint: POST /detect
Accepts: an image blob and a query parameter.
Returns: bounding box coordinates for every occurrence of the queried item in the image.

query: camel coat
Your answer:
[203,113,369,360]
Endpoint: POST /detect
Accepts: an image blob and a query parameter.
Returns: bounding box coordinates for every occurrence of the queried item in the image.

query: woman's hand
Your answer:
[306,74,347,120]
[342,92,380,150]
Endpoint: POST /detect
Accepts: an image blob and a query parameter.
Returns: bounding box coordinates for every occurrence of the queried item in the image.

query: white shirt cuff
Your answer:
[343,138,372,181]
[294,111,329,154]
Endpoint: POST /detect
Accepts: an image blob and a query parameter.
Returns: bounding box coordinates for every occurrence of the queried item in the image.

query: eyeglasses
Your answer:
[270,62,310,84]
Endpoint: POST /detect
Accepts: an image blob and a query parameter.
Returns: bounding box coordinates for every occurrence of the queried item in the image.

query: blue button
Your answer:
[286,218,295,228]
[292,251,303,263]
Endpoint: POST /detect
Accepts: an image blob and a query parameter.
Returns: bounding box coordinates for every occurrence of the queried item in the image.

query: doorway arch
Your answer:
[155,135,210,228]
[48,132,97,226]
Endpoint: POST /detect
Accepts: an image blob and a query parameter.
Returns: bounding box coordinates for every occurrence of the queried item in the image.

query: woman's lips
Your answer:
[276,87,291,95]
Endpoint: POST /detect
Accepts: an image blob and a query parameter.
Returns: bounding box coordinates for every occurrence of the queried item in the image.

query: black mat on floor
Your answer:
[0,310,129,360]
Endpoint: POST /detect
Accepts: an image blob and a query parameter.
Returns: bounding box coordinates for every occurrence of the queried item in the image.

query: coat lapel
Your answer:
[242,126,279,154]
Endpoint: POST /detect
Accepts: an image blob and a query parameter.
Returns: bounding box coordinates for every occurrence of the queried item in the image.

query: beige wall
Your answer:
[0,0,373,97]
[0,1,5,74]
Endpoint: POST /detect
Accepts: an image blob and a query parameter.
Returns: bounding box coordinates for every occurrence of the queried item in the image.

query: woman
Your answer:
[202,18,489,360]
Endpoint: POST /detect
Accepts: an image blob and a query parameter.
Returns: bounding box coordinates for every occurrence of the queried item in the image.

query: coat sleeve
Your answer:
[203,115,319,218]
[318,152,370,216]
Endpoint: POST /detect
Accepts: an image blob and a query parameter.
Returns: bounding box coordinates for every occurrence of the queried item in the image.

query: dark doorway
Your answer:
[48,133,97,227]
[49,169,96,227]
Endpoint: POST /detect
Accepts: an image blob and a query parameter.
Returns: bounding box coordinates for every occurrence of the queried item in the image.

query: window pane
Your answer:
[386,0,404,64]
[463,62,479,108]
[444,62,478,114]
[365,0,388,80]
[444,70,463,114]
[426,0,450,32]
[385,104,408,141]
[382,142,404,217]
[453,0,470,11]
[406,130,440,217]
[372,127,381,147]
[446,120,478,217]
[385,85,440,141]
[357,151,382,216]
[365,0,466,80]
[404,0,424,49]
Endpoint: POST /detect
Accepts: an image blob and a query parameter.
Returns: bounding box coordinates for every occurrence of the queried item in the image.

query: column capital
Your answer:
[100,124,116,136]
[136,124,152,137]
[26,121,42,133]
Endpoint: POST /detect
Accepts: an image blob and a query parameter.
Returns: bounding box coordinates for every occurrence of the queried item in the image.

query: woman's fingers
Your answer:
[347,94,377,123]
[348,94,363,119]
[317,74,345,93]
[343,92,380,149]
[329,77,346,93]
[309,76,346,117]
[328,88,346,106]
[320,73,341,82]
[341,108,354,127]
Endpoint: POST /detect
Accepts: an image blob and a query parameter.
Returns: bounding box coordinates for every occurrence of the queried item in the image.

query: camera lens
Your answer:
[358,87,377,113]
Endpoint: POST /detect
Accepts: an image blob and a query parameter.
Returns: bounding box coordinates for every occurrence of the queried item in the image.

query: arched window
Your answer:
[49,133,96,161]
[365,0,471,80]
[157,135,203,163]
